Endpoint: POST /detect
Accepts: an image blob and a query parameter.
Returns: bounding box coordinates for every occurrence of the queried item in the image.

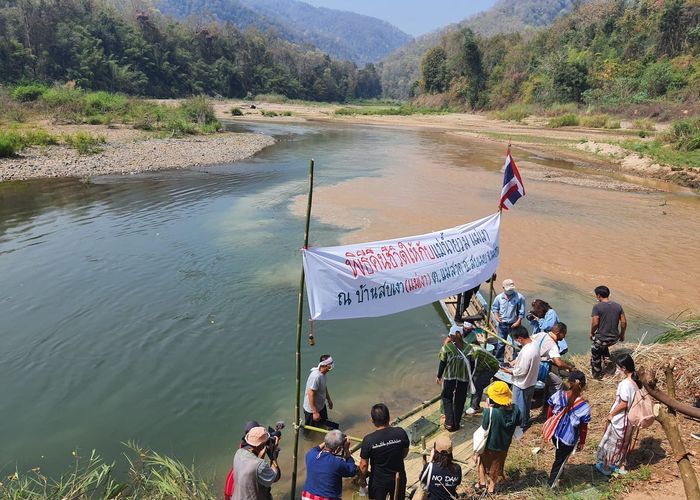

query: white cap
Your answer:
[448,326,461,336]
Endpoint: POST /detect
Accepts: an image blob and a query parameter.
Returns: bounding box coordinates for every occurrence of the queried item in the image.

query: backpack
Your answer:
[629,385,655,429]
[542,396,584,443]
[224,467,234,500]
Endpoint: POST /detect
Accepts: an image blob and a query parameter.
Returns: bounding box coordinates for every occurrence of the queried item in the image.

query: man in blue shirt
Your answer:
[303,429,357,500]
[491,278,525,362]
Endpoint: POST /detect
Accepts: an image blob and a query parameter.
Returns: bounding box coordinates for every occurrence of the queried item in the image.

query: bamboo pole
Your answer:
[301,425,362,443]
[291,159,315,499]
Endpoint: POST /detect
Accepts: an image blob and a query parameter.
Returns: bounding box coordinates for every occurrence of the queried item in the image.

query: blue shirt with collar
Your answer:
[491,291,525,324]
[303,445,357,499]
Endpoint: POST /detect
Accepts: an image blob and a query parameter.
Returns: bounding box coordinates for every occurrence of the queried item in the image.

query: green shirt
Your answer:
[439,342,469,381]
[481,406,521,451]
[469,345,500,374]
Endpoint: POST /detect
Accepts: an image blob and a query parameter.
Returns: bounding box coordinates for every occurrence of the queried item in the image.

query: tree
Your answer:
[420,46,448,94]
[356,63,381,99]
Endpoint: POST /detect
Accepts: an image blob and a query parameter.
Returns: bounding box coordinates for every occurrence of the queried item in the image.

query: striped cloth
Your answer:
[547,390,592,446]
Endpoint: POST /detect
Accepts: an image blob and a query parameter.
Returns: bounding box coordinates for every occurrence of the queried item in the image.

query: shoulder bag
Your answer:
[473,407,493,455]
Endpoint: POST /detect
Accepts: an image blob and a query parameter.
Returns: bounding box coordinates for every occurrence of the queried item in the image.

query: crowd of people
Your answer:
[228,281,639,499]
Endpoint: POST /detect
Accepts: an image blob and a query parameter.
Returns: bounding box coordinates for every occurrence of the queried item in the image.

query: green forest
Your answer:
[414,0,700,113]
[0,0,382,102]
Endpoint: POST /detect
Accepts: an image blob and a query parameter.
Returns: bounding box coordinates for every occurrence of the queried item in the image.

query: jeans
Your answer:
[494,323,512,362]
[512,384,536,429]
[470,370,496,411]
[441,379,468,430]
[549,441,575,486]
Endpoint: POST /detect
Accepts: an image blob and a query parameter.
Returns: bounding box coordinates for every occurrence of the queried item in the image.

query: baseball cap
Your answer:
[448,325,461,337]
[462,322,475,331]
[434,435,452,453]
[502,279,516,291]
[245,426,270,447]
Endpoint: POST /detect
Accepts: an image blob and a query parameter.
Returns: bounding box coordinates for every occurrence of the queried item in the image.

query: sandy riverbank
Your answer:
[0,123,275,182]
[219,99,700,190]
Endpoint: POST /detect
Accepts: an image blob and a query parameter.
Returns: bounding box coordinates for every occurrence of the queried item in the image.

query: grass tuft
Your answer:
[63,131,106,155]
[653,317,700,344]
[548,113,580,127]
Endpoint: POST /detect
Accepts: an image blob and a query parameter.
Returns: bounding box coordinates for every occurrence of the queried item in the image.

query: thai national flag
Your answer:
[499,151,525,210]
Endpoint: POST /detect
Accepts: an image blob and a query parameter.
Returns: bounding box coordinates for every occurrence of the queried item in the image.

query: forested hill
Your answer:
[157,0,412,65]
[381,0,579,99]
[414,0,699,111]
[0,0,383,101]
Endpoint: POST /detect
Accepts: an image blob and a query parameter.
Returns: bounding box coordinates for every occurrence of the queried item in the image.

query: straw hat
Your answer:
[487,381,512,405]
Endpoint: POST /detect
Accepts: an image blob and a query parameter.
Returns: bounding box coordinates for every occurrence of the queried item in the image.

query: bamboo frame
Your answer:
[291,159,315,498]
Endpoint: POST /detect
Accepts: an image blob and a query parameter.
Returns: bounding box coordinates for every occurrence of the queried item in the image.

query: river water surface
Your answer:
[1,121,698,494]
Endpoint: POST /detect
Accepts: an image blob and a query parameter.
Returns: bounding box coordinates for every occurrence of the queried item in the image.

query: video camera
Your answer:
[266,421,285,460]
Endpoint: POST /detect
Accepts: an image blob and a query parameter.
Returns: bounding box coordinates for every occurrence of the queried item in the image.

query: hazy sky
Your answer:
[303,0,497,36]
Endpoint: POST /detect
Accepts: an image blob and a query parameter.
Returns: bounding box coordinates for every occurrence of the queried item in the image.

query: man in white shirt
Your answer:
[502,326,540,430]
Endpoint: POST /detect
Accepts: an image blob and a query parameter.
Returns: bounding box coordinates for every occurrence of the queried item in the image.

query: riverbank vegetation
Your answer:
[0,86,225,157]
[0,442,212,499]
[0,0,382,103]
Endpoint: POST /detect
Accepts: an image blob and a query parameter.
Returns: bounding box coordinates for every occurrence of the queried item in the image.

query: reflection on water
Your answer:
[0,122,697,497]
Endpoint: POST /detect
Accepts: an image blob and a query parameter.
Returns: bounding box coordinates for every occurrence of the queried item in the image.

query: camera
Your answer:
[526,310,536,321]
[266,421,285,460]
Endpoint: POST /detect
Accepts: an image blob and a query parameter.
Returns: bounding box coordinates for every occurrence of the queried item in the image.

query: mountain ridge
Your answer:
[157,0,412,65]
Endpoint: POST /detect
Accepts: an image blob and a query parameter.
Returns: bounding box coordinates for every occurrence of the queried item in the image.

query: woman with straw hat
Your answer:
[476,381,520,494]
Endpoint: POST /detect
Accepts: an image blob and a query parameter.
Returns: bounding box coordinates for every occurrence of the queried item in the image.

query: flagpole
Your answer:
[291,159,314,499]
[486,139,512,338]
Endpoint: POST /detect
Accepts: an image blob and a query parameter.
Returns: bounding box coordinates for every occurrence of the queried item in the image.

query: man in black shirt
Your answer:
[359,403,410,500]
[590,285,627,379]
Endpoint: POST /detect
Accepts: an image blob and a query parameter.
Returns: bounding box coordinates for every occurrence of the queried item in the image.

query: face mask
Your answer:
[505,289,514,297]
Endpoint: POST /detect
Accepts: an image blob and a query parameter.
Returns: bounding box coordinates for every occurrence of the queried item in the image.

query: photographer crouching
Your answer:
[303,429,357,500]
[232,426,281,500]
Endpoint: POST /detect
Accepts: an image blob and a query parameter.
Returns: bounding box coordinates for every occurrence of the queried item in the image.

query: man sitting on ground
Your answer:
[303,429,357,500]
[359,403,410,500]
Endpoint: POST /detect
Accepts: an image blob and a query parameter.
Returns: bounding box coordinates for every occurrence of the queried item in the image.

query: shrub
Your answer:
[548,113,580,127]
[230,107,243,116]
[580,114,609,128]
[0,130,21,157]
[82,91,128,116]
[178,96,218,125]
[41,86,83,108]
[282,111,292,116]
[494,103,532,122]
[543,103,579,117]
[633,118,656,131]
[261,110,279,117]
[23,129,59,146]
[164,117,197,136]
[11,83,48,102]
[63,131,106,154]
[668,118,700,151]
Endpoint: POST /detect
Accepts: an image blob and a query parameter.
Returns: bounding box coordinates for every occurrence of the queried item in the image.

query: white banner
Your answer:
[303,212,501,320]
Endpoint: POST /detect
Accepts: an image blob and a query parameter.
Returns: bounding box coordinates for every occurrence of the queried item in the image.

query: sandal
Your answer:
[473,482,486,490]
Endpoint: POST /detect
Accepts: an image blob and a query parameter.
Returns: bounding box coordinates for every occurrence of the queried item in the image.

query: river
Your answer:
[0,120,698,494]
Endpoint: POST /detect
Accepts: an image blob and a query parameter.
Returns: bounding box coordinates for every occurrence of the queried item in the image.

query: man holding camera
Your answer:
[304,354,336,429]
[303,429,357,500]
[490,278,526,362]
[232,426,281,500]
